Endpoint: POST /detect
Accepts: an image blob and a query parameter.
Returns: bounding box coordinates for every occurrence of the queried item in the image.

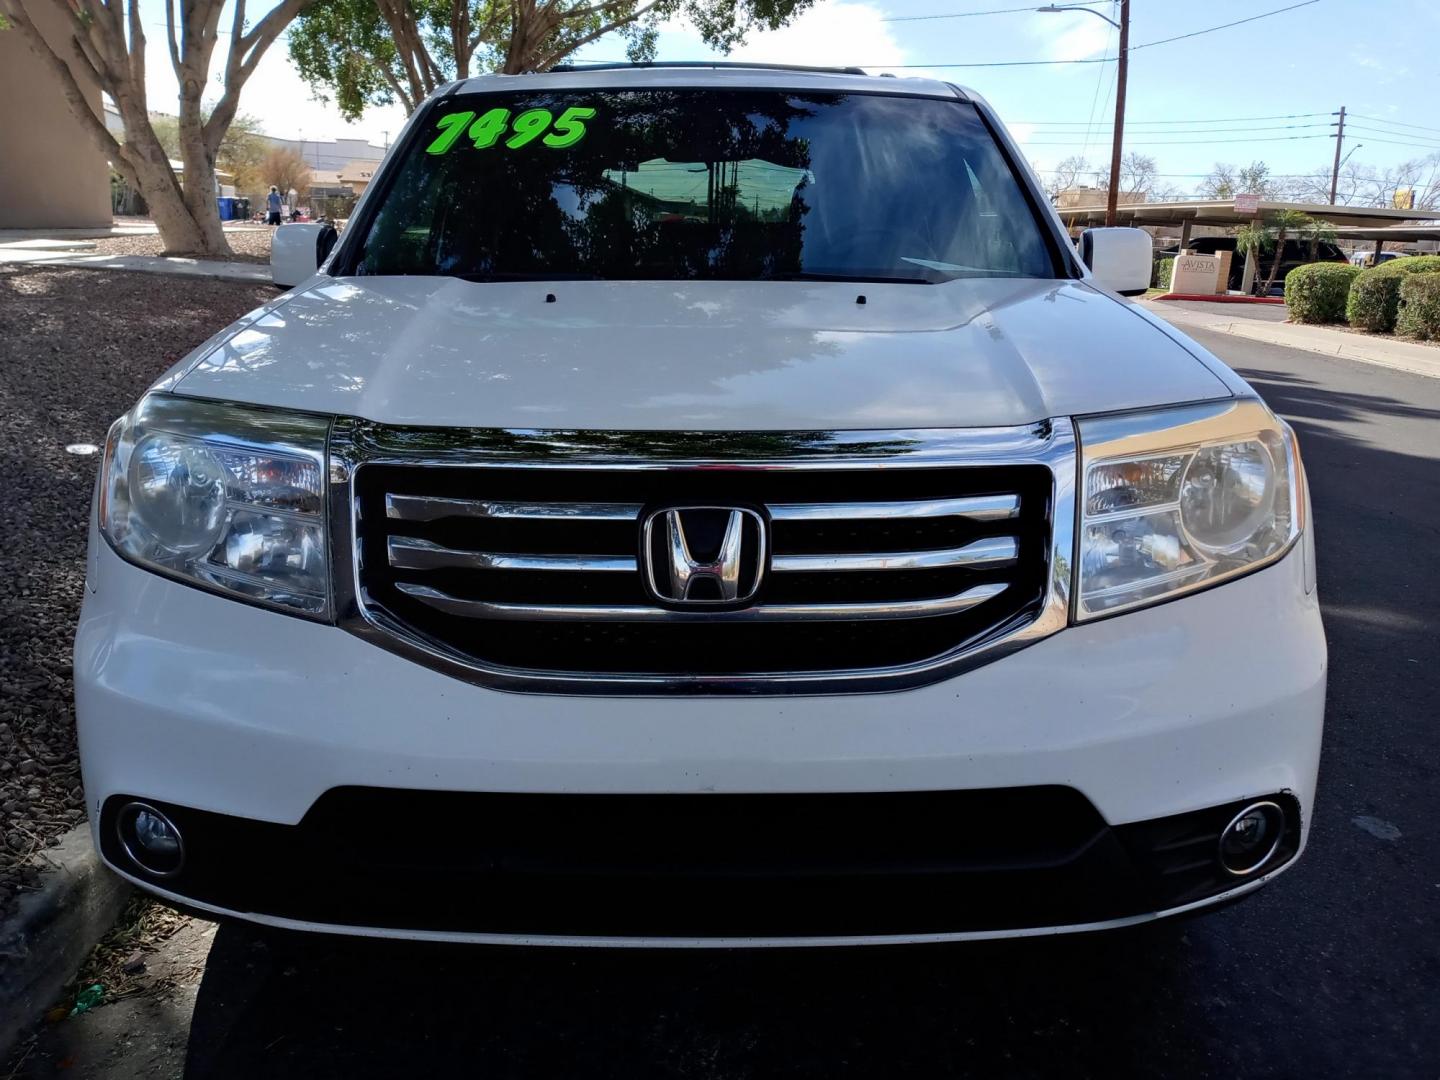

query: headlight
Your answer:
[1075,399,1303,620]
[99,394,331,618]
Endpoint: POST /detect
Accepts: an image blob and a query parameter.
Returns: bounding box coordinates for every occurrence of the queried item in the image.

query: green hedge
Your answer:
[1345,255,1440,333]
[1285,263,1361,324]
[1152,256,1174,290]
[1396,273,1440,341]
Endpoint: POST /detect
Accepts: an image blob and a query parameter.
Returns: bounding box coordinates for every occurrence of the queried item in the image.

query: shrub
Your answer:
[1152,256,1174,291]
[1345,254,1440,333]
[1396,273,1440,341]
[1285,263,1361,324]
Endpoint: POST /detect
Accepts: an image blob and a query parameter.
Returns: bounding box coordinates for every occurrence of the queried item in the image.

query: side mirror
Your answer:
[1079,227,1152,297]
[271,223,339,288]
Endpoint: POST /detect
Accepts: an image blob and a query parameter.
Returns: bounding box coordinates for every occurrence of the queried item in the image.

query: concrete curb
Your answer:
[0,825,132,1061]
[0,249,271,283]
[1141,302,1440,380]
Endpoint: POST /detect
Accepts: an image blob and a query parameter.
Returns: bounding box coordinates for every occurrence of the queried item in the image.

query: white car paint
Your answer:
[76,65,1325,945]
[171,277,1230,431]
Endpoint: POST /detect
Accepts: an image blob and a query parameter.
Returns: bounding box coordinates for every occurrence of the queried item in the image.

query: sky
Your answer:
[133,0,1440,195]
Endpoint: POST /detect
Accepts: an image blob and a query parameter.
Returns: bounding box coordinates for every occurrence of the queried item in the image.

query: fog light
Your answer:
[1219,801,1285,876]
[117,802,185,878]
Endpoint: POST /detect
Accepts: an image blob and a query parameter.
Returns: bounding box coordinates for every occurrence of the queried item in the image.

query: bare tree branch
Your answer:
[163,0,181,73]
[529,0,660,72]
[0,0,132,179]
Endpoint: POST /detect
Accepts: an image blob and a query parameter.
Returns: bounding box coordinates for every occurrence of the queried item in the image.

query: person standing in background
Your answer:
[266,186,282,226]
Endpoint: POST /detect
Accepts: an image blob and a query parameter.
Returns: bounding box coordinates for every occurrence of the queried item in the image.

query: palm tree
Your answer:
[1261,209,1312,296]
[1302,215,1338,262]
[1233,222,1273,295]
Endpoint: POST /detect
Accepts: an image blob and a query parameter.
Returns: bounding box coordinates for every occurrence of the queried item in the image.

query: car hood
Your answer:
[172,276,1231,430]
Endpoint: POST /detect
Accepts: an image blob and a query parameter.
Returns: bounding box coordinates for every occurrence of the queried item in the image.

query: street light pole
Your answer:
[1107,0,1129,227]
[1039,3,1127,226]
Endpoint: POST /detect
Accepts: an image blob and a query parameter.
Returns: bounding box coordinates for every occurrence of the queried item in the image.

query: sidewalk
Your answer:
[1140,299,1440,380]
[0,245,269,283]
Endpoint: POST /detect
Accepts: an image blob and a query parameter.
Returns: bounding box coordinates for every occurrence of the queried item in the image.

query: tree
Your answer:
[1301,214,1336,262]
[1232,221,1272,294]
[256,146,313,198]
[1098,151,1159,200]
[0,0,313,255]
[1259,209,1311,296]
[1288,153,1440,210]
[1232,208,1313,296]
[289,0,817,121]
[1044,155,1091,201]
[150,110,268,190]
[1202,160,1277,200]
[1375,153,1440,212]
[1201,162,1237,200]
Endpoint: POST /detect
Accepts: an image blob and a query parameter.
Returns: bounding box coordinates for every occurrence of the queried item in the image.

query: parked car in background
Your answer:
[1349,250,1403,268]
[77,64,1324,947]
[1186,236,1348,295]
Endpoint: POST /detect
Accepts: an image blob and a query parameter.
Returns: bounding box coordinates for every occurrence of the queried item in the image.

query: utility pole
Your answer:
[1329,105,1346,206]
[1040,4,1128,226]
[1106,0,1130,227]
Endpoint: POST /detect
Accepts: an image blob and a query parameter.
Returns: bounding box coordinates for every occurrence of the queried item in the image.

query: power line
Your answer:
[852,0,1325,69]
[876,56,1114,68]
[1074,16,1113,163]
[1347,124,1440,144]
[1034,170,1335,178]
[1011,111,1331,126]
[1129,0,1323,51]
[881,1,1108,23]
[1027,122,1332,135]
[1341,133,1440,153]
[1025,133,1333,146]
[1348,113,1440,137]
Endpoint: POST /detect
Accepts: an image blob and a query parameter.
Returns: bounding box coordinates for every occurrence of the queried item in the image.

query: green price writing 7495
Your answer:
[425,106,597,155]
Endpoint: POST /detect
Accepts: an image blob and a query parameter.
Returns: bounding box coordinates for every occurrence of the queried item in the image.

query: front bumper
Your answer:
[76,539,1326,944]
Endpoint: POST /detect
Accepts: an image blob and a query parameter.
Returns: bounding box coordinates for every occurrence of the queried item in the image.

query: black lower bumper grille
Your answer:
[100,790,1299,938]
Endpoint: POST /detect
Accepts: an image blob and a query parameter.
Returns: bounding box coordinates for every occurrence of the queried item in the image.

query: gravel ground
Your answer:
[0,266,275,915]
[87,229,273,265]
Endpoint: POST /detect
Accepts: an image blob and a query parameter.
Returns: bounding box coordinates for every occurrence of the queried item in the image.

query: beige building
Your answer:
[339,161,378,196]
[0,4,111,228]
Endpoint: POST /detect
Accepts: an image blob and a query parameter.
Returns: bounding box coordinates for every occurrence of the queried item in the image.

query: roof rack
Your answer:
[549,60,871,76]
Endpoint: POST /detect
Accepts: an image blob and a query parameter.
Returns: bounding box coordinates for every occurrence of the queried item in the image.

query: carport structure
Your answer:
[1058,199,1440,291]
[1330,224,1440,265]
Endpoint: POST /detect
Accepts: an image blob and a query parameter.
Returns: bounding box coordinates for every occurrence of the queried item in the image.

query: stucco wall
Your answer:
[0,7,111,229]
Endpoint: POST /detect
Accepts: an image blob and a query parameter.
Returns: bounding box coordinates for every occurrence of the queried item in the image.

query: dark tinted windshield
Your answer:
[352,89,1056,284]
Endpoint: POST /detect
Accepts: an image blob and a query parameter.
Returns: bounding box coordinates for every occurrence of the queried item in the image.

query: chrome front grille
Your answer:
[331,421,1076,694]
[382,493,1022,623]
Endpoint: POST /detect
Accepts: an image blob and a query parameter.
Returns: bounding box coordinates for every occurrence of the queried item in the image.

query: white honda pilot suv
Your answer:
[78,64,1325,946]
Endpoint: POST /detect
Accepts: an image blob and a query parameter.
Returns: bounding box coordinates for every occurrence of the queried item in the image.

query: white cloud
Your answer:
[1030,10,1112,63]
[655,0,907,70]
[1350,50,1408,80]
[1005,122,1036,146]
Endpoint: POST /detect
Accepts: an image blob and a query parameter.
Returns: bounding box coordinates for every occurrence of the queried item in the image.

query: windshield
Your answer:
[351,89,1057,284]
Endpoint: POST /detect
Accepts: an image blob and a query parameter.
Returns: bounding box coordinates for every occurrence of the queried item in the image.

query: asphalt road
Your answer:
[17,329,1440,1080]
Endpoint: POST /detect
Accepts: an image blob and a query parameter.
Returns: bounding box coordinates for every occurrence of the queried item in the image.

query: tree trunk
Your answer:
[1261,228,1287,296]
[1,0,307,258]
